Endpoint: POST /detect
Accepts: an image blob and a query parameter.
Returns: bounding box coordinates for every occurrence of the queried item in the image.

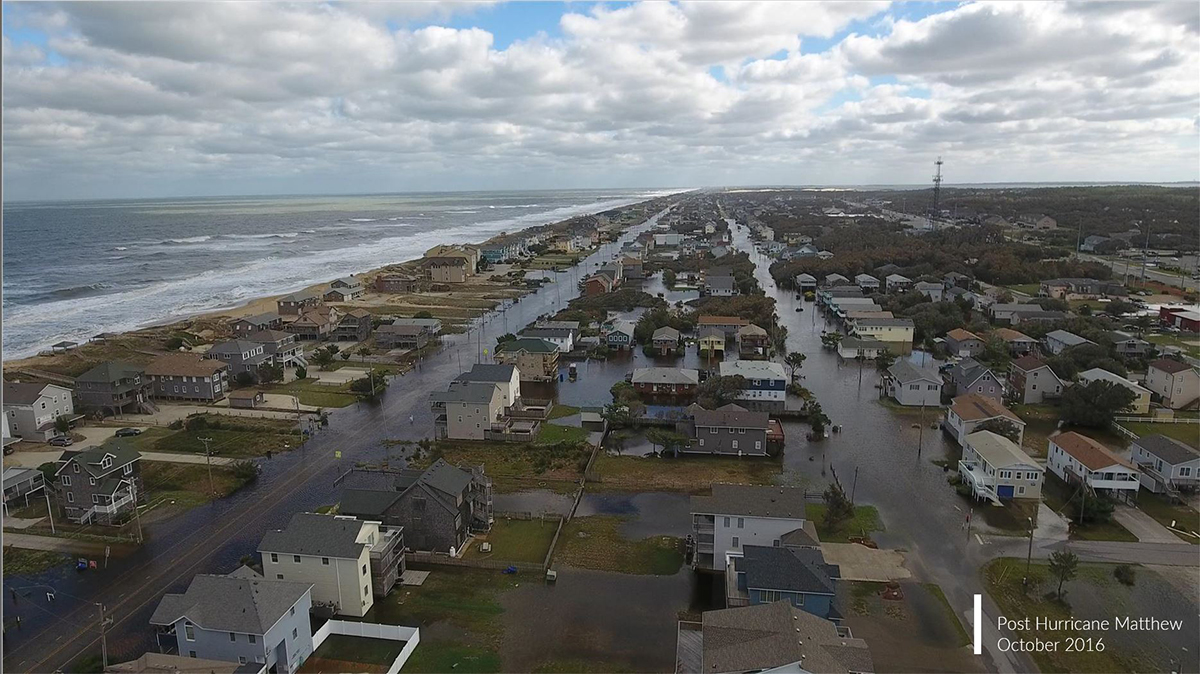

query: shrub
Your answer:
[230,460,259,483]
[165,336,184,350]
[295,367,307,380]
[1113,564,1136,586]
[234,371,257,387]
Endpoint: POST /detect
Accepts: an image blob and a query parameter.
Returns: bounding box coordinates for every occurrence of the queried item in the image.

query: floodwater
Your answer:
[575,492,693,538]
[493,490,574,516]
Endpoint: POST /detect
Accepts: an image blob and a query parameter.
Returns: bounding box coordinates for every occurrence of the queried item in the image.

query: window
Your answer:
[184,624,195,641]
[290,606,295,616]
[755,441,762,450]
[239,657,248,665]
[362,564,368,576]
[293,555,301,563]
[67,492,75,503]
[698,439,705,447]
[710,427,717,435]
[189,652,197,659]
[732,536,740,548]
[322,557,330,565]
[89,477,96,486]
[1018,486,1026,495]
[249,634,256,644]
[124,464,133,475]
[737,518,744,529]
[773,539,781,547]
[61,475,72,486]
[73,464,80,474]
[731,440,739,450]
[723,517,730,527]
[292,628,298,640]
[738,427,745,434]
[1181,467,1193,477]
[276,574,283,580]
[760,589,780,602]
[230,632,236,642]
[364,585,369,597]
[271,553,278,563]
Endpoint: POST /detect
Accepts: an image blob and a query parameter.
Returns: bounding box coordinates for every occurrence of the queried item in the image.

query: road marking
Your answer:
[975,534,984,546]
[973,594,982,655]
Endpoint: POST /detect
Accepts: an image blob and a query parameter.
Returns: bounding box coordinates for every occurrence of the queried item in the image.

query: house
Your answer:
[736,324,771,359]
[259,513,403,617]
[677,601,874,674]
[454,364,521,407]
[1043,330,1095,355]
[945,358,1003,401]
[376,324,429,351]
[229,390,265,409]
[144,354,230,403]
[338,460,492,553]
[519,327,576,353]
[325,276,364,301]
[1039,278,1126,301]
[654,232,681,247]
[987,303,1068,326]
[494,338,560,380]
[1130,435,1200,495]
[1078,368,1151,414]
[54,441,144,524]
[333,309,372,342]
[3,467,46,516]
[1159,306,1200,333]
[944,393,1026,446]
[1106,331,1151,358]
[1145,359,1200,409]
[651,326,681,355]
[621,256,645,279]
[684,405,770,457]
[690,484,813,572]
[697,327,726,358]
[286,307,338,341]
[944,328,984,358]
[207,340,271,376]
[727,546,840,619]
[75,362,153,416]
[854,274,880,291]
[913,281,943,302]
[698,315,750,337]
[1015,213,1057,230]
[150,569,313,673]
[430,382,505,441]
[424,244,480,275]
[425,257,470,283]
[277,290,322,316]
[604,320,635,350]
[946,286,970,303]
[582,273,615,296]
[882,360,942,407]
[884,274,913,292]
[718,360,787,411]
[943,272,971,289]
[631,368,700,397]
[837,337,888,360]
[1080,235,1111,252]
[231,312,283,335]
[246,330,306,368]
[958,431,1043,503]
[705,275,738,297]
[373,274,419,294]
[823,273,850,287]
[1008,356,1064,404]
[389,317,442,337]
[993,328,1038,355]
[851,318,914,355]
[3,382,76,442]
[794,274,817,292]
[1048,432,1140,500]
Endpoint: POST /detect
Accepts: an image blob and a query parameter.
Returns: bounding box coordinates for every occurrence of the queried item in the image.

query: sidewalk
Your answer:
[1113,504,1189,544]
[4,450,235,469]
[3,533,112,555]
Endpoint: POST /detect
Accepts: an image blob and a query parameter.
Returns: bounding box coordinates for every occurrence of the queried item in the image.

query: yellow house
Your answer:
[697,327,726,356]
[853,318,915,355]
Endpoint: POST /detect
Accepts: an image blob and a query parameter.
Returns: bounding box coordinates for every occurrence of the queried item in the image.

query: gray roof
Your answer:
[455,364,517,384]
[259,513,369,559]
[208,340,264,355]
[76,361,144,384]
[236,312,281,325]
[497,338,558,354]
[700,601,875,674]
[708,276,736,290]
[886,359,940,385]
[150,571,312,634]
[57,441,141,479]
[631,367,699,386]
[1132,434,1200,466]
[948,358,994,387]
[280,289,321,302]
[3,382,58,405]
[520,328,574,339]
[2,467,42,489]
[698,326,726,340]
[692,406,769,431]
[430,381,502,405]
[339,460,475,518]
[692,484,809,519]
[856,317,914,328]
[1045,330,1092,347]
[652,326,681,341]
[739,545,839,595]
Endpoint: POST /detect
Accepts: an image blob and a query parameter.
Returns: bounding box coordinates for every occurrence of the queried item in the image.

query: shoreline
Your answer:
[3,193,678,371]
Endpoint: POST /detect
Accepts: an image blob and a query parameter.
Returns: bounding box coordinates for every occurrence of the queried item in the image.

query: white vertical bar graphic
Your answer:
[973,593,982,655]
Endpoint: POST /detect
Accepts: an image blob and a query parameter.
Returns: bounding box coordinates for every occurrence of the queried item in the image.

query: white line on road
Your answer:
[973,594,982,655]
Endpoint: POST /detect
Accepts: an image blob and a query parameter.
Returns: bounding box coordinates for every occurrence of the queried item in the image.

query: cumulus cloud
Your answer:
[1,1,1196,199]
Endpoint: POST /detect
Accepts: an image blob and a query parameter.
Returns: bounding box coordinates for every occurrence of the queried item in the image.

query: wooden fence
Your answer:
[404,551,544,572]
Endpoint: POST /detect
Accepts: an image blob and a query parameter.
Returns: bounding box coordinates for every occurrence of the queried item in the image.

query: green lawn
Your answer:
[270,379,358,407]
[1136,493,1199,544]
[1013,403,1062,458]
[140,461,256,511]
[401,643,501,674]
[2,548,69,577]
[420,439,587,491]
[1146,333,1200,358]
[149,427,299,458]
[546,405,581,421]
[309,634,403,666]
[1005,283,1042,296]
[590,453,782,493]
[805,504,883,543]
[464,517,557,563]
[555,515,684,575]
[534,423,590,446]
[1116,421,1199,449]
[1041,474,1138,542]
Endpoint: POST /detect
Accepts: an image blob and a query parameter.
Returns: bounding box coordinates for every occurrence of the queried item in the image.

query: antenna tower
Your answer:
[931,157,944,219]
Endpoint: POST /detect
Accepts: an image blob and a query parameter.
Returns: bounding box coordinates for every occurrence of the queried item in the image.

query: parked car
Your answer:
[3,445,14,456]
[48,436,74,447]
[114,428,142,437]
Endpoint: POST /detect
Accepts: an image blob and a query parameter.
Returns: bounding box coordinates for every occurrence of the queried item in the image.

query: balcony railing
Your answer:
[89,491,135,517]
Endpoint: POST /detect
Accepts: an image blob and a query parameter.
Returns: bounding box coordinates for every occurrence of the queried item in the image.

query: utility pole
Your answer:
[1139,222,1152,288]
[44,488,56,535]
[917,402,925,457]
[1075,218,1083,261]
[1022,516,1035,588]
[130,479,143,543]
[850,467,859,504]
[98,603,109,669]
[199,437,216,495]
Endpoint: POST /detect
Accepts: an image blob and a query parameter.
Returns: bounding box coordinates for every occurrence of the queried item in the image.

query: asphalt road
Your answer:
[1081,254,1199,292]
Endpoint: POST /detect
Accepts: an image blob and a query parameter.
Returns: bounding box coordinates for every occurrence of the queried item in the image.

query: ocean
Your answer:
[2,189,680,359]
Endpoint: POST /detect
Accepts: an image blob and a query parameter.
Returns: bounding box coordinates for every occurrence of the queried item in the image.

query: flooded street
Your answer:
[575,492,692,538]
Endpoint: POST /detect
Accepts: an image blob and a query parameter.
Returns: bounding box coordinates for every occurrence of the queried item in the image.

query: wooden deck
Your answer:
[675,621,703,674]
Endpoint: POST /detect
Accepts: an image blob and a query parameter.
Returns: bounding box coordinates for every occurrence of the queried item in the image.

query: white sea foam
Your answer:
[162,235,213,244]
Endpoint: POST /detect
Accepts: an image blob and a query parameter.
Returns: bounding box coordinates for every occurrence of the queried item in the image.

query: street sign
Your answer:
[335,450,342,459]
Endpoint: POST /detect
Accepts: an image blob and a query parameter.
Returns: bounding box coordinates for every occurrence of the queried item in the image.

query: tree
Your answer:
[496,333,516,347]
[784,352,807,380]
[413,311,434,319]
[663,269,677,287]
[822,479,855,530]
[258,364,284,384]
[340,351,352,361]
[1070,488,1115,524]
[1060,380,1137,428]
[820,332,843,349]
[977,418,1022,444]
[981,336,1011,367]
[350,369,389,399]
[1048,550,1078,600]
[234,371,257,387]
[809,401,830,437]
[326,343,340,355]
[295,366,308,380]
[54,415,71,435]
[646,428,690,457]
[696,375,747,409]
[1104,299,1137,316]
[311,347,335,370]
[165,336,184,350]
[357,347,370,363]
[874,350,896,372]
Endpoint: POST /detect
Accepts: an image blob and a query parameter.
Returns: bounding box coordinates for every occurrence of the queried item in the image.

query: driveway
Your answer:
[1113,504,1189,544]
[3,533,113,556]
[4,450,234,469]
[821,543,911,582]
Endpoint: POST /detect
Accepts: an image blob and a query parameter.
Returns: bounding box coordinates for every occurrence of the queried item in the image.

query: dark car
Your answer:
[114,428,142,437]
[48,436,74,447]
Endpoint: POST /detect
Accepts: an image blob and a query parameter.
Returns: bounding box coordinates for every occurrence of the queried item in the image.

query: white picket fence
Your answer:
[311,619,420,674]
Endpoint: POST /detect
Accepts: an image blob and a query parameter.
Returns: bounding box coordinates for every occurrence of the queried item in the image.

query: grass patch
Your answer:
[365,567,517,642]
[1136,492,1199,544]
[2,547,69,577]
[270,379,358,408]
[309,634,403,666]
[923,583,971,647]
[418,440,587,491]
[974,498,1040,536]
[1117,421,1199,449]
[1041,473,1138,542]
[534,423,590,446]
[534,661,634,673]
[555,515,683,575]
[546,405,581,421]
[464,517,557,564]
[1013,403,1062,458]
[591,453,781,493]
[1146,333,1200,358]
[1004,283,1041,296]
[140,461,255,511]
[149,427,298,458]
[401,642,501,674]
[805,504,883,543]
[983,558,1131,673]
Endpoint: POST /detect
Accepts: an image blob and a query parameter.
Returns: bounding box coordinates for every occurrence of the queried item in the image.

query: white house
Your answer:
[454,364,522,408]
[1130,434,1200,495]
[3,382,75,442]
[718,360,787,410]
[517,327,576,353]
[690,484,815,572]
[944,393,1027,446]
[1077,368,1151,414]
[1048,432,1140,500]
[1043,330,1094,355]
[1145,359,1200,410]
[259,513,402,618]
[958,431,1043,504]
[883,360,942,407]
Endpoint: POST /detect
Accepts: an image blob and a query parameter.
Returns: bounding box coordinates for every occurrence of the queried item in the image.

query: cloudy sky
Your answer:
[3,1,1198,200]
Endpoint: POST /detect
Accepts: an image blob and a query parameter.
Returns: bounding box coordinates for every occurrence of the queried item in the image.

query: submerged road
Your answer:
[1,208,670,674]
